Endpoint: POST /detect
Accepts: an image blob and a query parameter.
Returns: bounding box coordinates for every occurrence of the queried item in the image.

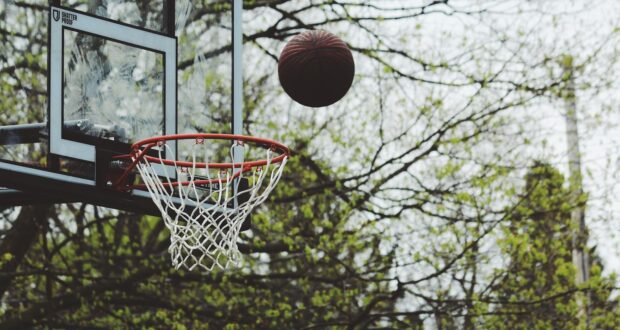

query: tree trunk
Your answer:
[0,205,51,297]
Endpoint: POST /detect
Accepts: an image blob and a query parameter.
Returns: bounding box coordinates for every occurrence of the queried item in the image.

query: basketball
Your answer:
[278,30,355,108]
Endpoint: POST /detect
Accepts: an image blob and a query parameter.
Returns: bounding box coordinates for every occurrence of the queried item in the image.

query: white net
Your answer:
[132,139,287,271]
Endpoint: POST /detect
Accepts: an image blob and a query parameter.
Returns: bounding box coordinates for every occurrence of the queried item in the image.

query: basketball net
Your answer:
[133,140,287,271]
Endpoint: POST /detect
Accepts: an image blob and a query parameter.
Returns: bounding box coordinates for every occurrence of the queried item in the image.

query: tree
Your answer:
[2,1,620,329]
[488,162,620,329]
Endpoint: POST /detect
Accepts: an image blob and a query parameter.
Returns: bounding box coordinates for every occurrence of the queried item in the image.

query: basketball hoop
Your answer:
[112,133,290,271]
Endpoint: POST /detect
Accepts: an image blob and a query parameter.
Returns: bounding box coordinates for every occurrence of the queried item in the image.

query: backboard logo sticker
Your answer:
[61,12,78,25]
[52,9,60,22]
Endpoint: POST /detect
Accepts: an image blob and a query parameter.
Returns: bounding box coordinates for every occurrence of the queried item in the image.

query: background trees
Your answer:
[1,0,620,328]
[489,162,619,329]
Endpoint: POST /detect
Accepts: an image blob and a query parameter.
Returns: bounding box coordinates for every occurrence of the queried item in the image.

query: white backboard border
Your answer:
[48,5,177,166]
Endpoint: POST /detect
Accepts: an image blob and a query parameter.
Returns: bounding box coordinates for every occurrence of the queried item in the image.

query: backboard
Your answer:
[0,0,243,215]
[48,5,176,165]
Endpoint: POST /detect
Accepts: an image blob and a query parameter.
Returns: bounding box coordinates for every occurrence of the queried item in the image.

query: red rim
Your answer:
[111,134,290,191]
[133,133,289,168]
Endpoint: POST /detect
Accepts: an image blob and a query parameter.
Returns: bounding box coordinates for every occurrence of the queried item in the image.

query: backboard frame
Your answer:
[48,5,177,166]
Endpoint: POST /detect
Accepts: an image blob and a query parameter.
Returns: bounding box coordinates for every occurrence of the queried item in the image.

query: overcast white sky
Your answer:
[324,0,620,279]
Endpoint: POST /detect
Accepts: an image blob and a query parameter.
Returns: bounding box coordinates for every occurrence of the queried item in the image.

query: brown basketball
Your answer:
[278,30,355,108]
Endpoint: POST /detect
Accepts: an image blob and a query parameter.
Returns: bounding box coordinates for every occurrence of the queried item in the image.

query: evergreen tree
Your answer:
[488,162,620,329]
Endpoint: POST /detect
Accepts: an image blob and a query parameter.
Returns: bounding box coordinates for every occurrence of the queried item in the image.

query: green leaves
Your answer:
[489,162,619,328]
[2,1,620,329]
